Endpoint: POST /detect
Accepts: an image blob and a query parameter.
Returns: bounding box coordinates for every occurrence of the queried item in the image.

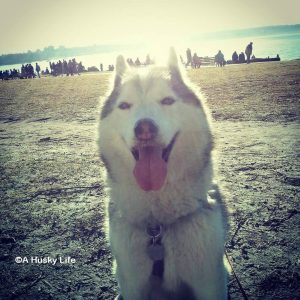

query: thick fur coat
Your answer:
[98,49,228,300]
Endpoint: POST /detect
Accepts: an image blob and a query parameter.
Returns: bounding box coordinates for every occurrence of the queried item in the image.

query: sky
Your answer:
[0,0,299,54]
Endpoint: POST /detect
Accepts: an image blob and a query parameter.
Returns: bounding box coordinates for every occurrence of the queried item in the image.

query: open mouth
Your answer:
[131,132,179,191]
[131,131,179,162]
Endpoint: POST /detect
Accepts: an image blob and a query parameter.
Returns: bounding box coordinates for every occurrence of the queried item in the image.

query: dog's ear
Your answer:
[168,48,201,107]
[114,55,128,86]
[116,55,128,77]
[168,47,182,80]
[168,47,178,69]
[116,55,127,77]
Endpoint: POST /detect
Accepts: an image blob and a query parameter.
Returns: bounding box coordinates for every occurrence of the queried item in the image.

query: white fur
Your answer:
[98,48,228,300]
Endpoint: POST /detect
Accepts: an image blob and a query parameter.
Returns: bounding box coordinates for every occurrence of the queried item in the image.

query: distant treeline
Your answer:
[192,24,300,41]
[0,44,128,66]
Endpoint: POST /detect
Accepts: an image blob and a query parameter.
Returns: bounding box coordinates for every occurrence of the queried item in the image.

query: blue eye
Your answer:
[161,97,175,105]
[118,102,132,110]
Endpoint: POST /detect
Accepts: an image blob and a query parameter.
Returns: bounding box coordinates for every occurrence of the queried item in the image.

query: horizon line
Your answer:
[1,23,299,57]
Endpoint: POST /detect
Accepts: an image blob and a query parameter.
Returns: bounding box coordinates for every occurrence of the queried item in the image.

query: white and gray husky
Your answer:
[98,48,228,300]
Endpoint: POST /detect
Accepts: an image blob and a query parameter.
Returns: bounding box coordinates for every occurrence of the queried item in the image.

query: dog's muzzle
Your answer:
[131,118,178,191]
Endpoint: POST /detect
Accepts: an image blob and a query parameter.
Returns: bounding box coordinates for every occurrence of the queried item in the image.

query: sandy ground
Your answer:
[0,61,299,299]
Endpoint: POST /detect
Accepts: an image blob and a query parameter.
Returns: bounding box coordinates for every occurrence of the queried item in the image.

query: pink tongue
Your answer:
[133,146,167,191]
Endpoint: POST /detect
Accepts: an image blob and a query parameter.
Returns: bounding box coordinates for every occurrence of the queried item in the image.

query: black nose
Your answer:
[134,118,158,140]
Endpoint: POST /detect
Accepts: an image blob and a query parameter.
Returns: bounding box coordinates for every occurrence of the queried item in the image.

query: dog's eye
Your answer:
[160,97,175,105]
[118,102,132,110]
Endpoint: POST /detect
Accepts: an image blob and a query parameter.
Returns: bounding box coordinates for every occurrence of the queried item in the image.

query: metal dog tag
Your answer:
[147,243,164,261]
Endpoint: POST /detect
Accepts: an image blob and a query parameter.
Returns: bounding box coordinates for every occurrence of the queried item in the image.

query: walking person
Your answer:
[245,42,253,64]
[215,50,225,67]
[186,48,192,67]
[35,63,41,78]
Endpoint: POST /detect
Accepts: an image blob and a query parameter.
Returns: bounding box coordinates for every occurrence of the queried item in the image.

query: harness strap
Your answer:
[152,259,164,278]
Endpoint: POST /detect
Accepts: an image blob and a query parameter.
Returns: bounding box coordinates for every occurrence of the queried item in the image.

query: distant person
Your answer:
[3,70,7,80]
[71,58,78,75]
[24,64,29,78]
[49,62,54,74]
[57,60,63,75]
[180,55,185,65]
[186,48,192,67]
[245,42,253,64]
[127,58,134,66]
[63,59,68,75]
[232,51,238,63]
[27,64,34,78]
[215,50,225,67]
[21,64,26,77]
[192,53,201,68]
[68,60,73,76]
[1,70,8,80]
[145,54,151,65]
[35,63,41,78]
[135,58,141,66]
[100,63,103,72]
[78,61,84,73]
[238,52,246,63]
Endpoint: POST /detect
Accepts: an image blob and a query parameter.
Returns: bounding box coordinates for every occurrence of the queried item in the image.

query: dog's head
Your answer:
[99,48,212,192]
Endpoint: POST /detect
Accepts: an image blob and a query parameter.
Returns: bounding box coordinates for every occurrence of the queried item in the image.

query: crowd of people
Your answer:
[185,47,226,68]
[0,55,155,80]
[184,42,255,68]
[0,69,20,80]
[1,42,273,81]
[185,48,202,68]
[0,58,97,80]
[231,42,254,64]
[47,58,85,76]
[0,63,39,80]
[126,54,154,67]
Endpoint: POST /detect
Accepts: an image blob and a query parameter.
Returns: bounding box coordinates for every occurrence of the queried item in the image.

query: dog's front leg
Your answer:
[192,267,228,300]
[110,222,153,300]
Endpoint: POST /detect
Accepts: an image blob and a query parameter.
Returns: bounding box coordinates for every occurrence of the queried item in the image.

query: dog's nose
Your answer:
[134,118,158,140]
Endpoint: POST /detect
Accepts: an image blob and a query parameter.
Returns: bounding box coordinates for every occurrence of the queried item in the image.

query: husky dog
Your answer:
[98,48,228,300]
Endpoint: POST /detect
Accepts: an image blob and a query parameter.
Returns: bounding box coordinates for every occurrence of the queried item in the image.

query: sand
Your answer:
[0,60,299,299]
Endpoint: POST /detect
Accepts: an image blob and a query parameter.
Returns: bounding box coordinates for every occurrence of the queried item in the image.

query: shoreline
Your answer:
[1,58,300,77]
